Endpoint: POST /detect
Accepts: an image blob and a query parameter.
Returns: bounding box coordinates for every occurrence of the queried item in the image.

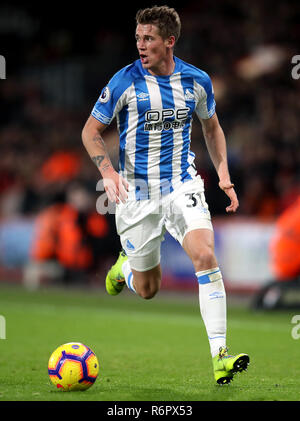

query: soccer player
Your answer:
[82,5,249,384]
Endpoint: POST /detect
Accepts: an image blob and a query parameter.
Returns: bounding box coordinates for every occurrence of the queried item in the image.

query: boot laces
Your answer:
[218,346,229,359]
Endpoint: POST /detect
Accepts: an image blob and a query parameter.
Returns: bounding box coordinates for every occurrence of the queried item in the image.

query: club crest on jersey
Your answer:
[184,89,195,101]
[99,86,110,103]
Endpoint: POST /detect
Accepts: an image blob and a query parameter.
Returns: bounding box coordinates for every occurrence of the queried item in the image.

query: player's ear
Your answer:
[165,35,176,49]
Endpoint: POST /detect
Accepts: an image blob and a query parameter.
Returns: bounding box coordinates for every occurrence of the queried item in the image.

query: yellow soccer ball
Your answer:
[48,342,99,391]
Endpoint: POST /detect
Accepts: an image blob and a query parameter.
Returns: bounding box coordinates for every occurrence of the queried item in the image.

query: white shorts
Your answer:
[115,176,213,272]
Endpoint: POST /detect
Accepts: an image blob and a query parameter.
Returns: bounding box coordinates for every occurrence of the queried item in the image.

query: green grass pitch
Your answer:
[0,284,299,401]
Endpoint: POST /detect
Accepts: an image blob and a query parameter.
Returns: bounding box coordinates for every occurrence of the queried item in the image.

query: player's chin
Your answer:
[140,61,150,69]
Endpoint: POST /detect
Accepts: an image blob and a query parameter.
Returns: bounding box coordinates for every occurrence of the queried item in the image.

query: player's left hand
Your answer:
[218,181,239,213]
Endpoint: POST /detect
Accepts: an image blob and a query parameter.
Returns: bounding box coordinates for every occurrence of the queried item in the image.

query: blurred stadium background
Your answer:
[0,0,299,307]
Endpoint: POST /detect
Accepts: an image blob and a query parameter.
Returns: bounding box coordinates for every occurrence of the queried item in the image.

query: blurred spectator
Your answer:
[40,151,81,184]
[24,180,118,288]
[269,195,300,281]
[252,195,300,309]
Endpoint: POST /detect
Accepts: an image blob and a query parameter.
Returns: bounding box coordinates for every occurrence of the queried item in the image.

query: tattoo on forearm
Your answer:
[92,155,105,168]
[91,134,112,172]
[92,133,105,145]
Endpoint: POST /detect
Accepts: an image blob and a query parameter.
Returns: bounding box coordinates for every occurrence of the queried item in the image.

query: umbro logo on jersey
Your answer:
[137,92,150,101]
[184,89,195,101]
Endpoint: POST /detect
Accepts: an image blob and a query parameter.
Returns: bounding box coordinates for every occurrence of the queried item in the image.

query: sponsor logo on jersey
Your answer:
[144,107,190,132]
[144,120,186,131]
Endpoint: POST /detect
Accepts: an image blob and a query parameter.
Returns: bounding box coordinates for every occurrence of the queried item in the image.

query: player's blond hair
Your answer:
[136,5,181,44]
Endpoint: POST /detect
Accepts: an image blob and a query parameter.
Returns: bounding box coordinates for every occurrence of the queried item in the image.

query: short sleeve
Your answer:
[194,72,216,120]
[91,65,133,125]
[91,85,115,125]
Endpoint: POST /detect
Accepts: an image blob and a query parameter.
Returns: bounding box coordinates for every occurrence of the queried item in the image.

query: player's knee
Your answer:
[192,247,216,271]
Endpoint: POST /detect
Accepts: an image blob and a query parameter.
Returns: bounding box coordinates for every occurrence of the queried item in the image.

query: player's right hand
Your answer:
[103,169,129,204]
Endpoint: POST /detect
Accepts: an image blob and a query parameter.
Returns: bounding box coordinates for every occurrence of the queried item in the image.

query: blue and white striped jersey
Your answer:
[91,56,216,199]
